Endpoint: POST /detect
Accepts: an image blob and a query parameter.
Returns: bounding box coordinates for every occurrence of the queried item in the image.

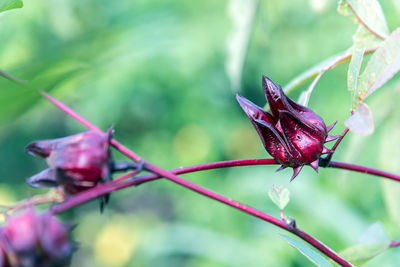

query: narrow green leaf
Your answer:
[345,102,374,135]
[297,72,323,107]
[0,0,23,13]
[358,28,400,100]
[339,242,389,266]
[347,48,365,109]
[279,234,334,267]
[268,184,290,210]
[346,0,389,39]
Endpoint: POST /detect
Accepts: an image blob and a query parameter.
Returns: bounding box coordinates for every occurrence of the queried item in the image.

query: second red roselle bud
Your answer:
[25,129,113,194]
[0,209,73,266]
[237,76,339,181]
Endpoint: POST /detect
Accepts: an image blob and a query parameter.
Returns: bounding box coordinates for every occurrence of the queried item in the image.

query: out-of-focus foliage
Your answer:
[339,222,391,266]
[0,0,400,266]
[0,0,22,13]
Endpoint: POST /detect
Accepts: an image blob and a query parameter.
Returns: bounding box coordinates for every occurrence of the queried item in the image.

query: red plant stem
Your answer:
[51,159,278,213]
[52,161,352,266]
[390,240,400,248]
[328,161,400,182]
[43,93,352,266]
[324,127,350,163]
[331,128,349,153]
[112,169,142,184]
[40,91,142,162]
[115,159,400,186]
[51,157,400,215]
[144,163,353,267]
[49,156,399,266]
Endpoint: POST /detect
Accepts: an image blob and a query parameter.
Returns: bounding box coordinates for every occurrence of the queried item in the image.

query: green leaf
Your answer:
[345,0,389,39]
[339,221,390,265]
[345,102,374,134]
[337,0,357,21]
[279,234,334,267]
[347,48,365,109]
[339,242,389,266]
[268,184,290,210]
[0,0,23,13]
[358,28,400,100]
[352,25,382,50]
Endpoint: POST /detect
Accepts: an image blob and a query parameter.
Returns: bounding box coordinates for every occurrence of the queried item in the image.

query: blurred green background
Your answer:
[1,0,400,266]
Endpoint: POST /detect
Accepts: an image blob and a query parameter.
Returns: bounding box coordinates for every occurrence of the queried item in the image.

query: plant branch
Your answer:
[51,160,352,266]
[50,156,400,215]
[0,189,64,215]
[44,93,352,266]
[52,159,279,213]
[0,70,29,86]
[327,161,400,182]
[40,91,142,162]
[320,127,350,165]
[389,240,400,248]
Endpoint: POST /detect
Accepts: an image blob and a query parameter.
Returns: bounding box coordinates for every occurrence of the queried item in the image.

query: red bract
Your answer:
[0,209,72,267]
[25,129,112,194]
[236,75,338,181]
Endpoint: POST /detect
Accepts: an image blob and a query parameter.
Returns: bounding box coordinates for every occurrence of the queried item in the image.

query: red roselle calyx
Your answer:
[25,129,113,194]
[0,209,73,266]
[236,75,338,181]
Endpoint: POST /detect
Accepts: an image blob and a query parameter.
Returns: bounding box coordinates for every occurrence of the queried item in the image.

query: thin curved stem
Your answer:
[328,161,400,182]
[0,70,29,86]
[51,159,279,213]
[390,240,400,248]
[320,127,350,165]
[40,91,142,162]
[51,156,400,215]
